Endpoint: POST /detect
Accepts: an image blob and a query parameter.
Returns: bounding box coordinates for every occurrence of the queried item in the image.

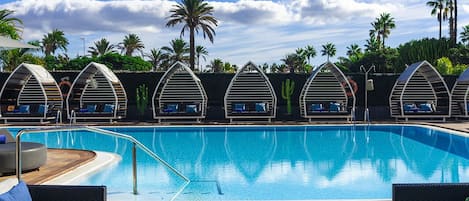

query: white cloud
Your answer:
[1,0,468,66]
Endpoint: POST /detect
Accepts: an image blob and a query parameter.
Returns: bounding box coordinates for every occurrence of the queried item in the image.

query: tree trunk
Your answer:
[438,12,442,39]
[454,0,458,44]
[190,27,195,70]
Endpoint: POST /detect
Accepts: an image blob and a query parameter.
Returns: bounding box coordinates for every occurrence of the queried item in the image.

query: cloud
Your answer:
[2,0,172,37]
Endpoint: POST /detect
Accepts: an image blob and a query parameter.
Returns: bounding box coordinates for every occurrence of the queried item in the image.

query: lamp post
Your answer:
[360,65,375,122]
[80,37,85,56]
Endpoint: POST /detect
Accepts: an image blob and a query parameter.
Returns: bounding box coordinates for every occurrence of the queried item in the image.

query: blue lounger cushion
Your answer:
[311,103,324,111]
[419,103,433,112]
[86,104,97,113]
[233,103,246,112]
[37,104,47,114]
[103,104,115,113]
[403,103,418,112]
[0,181,32,201]
[329,102,341,112]
[0,135,5,144]
[18,105,30,113]
[163,104,178,113]
[255,103,266,112]
[186,104,198,113]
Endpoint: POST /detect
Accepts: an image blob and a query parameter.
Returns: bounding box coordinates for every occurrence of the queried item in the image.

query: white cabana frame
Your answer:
[0,63,63,123]
[152,62,208,122]
[299,62,356,121]
[451,66,469,118]
[224,61,277,122]
[66,62,127,122]
[389,60,451,121]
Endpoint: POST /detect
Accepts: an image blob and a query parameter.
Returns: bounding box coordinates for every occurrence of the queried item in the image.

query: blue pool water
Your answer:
[8,125,469,200]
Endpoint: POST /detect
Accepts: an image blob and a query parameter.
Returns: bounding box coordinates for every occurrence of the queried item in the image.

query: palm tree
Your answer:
[446,0,455,44]
[41,29,69,56]
[427,0,445,39]
[454,0,457,44]
[321,43,336,61]
[206,58,223,72]
[346,44,362,58]
[281,53,304,73]
[304,45,316,64]
[460,25,469,45]
[0,9,23,39]
[166,0,218,70]
[118,33,145,56]
[88,38,116,57]
[377,13,395,47]
[162,38,190,64]
[370,20,382,47]
[195,45,208,71]
[145,48,166,71]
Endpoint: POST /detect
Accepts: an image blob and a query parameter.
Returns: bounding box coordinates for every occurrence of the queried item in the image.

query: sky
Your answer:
[1,0,469,69]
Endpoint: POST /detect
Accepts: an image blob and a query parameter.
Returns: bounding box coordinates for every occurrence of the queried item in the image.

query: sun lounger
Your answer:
[393,183,469,201]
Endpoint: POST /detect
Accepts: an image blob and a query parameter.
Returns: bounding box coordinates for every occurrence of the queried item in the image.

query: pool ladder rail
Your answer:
[15,126,190,196]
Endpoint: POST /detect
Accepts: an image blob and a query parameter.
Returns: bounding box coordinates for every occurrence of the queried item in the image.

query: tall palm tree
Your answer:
[0,9,23,39]
[445,0,455,44]
[370,20,382,47]
[41,29,69,56]
[377,13,395,47]
[460,25,469,45]
[321,43,336,62]
[162,38,190,64]
[427,0,445,39]
[304,45,316,64]
[281,53,304,73]
[454,0,457,44]
[88,38,116,57]
[118,33,145,56]
[145,48,166,71]
[195,45,208,71]
[166,0,218,70]
[346,44,362,58]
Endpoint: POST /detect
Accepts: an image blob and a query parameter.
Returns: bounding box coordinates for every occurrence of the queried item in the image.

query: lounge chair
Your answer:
[393,183,469,201]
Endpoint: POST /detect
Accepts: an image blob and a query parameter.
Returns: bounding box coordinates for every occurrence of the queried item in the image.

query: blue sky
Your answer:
[1,0,469,69]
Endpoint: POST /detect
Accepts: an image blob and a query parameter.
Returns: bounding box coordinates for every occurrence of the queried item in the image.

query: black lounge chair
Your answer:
[393,183,469,201]
[28,185,107,201]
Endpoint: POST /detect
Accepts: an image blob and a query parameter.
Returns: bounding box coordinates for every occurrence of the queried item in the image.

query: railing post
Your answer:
[15,134,22,181]
[132,142,138,195]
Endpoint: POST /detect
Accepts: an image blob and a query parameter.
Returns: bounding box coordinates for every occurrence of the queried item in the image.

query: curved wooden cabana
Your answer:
[451,66,469,118]
[389,60,450,121]
[66,62,127,122]
[299,62,356,121]
[0,63,62,123]
[152,62,208,122]
[224,61,277,122]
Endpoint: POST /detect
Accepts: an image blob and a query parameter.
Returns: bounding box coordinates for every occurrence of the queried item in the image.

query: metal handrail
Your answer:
[55,110,62,125]
[15,126,190,195]
[70,110,76,125]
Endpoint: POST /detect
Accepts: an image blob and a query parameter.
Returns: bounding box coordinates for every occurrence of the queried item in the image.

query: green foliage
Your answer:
[65,53,152,71]
[281,78,295,115]
[351,48,398,73]
[136,84,149,116]
[0,49,44,71]
[436,57,453,75]
[396,38,452,70]
[453,64,467,75]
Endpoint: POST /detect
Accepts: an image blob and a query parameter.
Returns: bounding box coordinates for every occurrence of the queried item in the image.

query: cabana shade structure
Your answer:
[389,60,450,121]
[66,62,127,122]
[152,62,207,122]
[451,66,469,118]
[0,63,62,123]
[299,62,356,121]
[224,61,277,122]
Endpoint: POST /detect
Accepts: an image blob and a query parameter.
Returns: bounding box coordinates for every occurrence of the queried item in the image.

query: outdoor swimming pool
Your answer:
[8,125,469,200]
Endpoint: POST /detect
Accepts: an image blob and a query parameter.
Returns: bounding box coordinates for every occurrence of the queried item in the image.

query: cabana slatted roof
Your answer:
[152,62,207,122]
[299,62,356,121]
[66,62,127,121]
[0,63,62,123]
[224,61,277,122]
[389,60,450,121]
[451,66,469,117]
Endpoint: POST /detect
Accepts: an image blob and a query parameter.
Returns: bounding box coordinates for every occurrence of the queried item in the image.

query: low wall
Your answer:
[0,72,459,122]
